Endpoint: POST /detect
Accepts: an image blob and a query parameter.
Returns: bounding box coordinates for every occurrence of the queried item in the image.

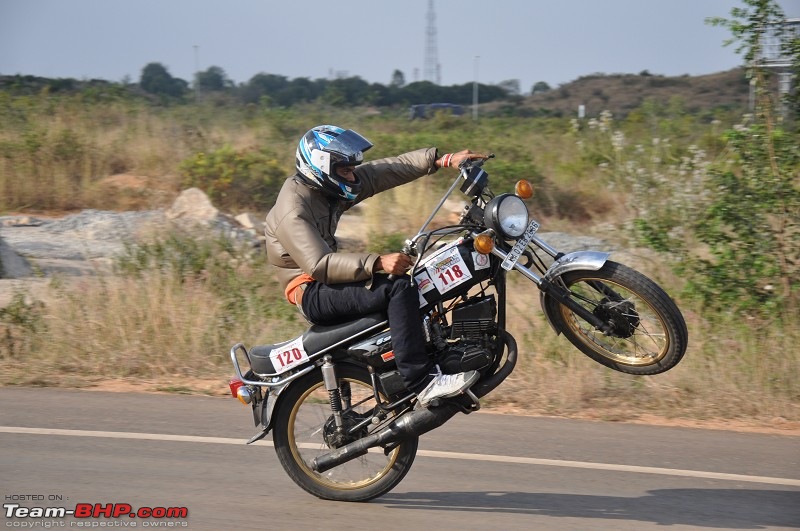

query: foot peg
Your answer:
[464,389,481,411]
[424,388,481,412]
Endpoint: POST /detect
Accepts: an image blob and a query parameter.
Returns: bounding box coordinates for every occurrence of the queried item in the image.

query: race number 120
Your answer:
[269,336,308,373]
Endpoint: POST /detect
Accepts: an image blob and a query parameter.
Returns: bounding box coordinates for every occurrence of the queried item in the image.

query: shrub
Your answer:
[179,145,286,210]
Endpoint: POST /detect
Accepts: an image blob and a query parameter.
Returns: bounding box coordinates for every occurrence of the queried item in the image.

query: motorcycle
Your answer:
[228,155,688,501]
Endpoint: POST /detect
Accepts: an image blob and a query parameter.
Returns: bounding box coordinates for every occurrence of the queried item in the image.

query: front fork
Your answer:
[488,241,614,334]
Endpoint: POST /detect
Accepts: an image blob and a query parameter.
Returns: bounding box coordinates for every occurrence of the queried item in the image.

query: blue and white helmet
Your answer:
[295,125,374,201]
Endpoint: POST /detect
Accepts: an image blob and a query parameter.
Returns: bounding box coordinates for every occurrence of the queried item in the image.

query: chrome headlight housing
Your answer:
[483,193,529,239]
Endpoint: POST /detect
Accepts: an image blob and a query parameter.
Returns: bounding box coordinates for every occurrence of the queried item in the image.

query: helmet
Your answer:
[295,125,374,201]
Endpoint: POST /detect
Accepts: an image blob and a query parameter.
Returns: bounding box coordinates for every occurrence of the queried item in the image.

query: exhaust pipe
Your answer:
[472,331,517,399]
[313,402,464,472]
[312,332,517,473]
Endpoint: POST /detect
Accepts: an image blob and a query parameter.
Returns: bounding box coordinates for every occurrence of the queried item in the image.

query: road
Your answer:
[1,388,798,530]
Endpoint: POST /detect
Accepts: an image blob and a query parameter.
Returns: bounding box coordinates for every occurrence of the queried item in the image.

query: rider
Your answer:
[264,125,489,406]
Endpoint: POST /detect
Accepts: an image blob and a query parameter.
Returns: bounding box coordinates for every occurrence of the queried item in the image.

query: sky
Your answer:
[2,0,799,93]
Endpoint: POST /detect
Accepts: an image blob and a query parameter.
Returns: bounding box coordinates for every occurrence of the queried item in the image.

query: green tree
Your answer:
[195,66,232,92]
[139,62,187,97]
[531,81,551,95]
[498,79,521,97]
[390,69,406,88]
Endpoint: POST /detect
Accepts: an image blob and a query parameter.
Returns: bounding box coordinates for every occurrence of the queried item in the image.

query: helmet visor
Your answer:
[325,129,374,166]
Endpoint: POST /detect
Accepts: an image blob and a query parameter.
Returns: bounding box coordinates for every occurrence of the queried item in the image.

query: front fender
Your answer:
[538,251,610,334]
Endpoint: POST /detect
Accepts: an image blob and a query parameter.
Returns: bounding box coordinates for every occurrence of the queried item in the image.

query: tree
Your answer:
[531,81,551,95]
[498,79,521,97]
[195,66,232,92]
[390,69,406,88]
[695,0,800,314]
[322,76,371,106]
[139,62,187,97]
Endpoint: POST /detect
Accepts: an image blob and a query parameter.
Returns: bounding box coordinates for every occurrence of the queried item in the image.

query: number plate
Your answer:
[269,336,309,373]
[501,219,540,271]
[425,244,473,294]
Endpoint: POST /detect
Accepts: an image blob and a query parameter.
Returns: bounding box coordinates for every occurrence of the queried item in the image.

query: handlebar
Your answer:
[459,152,495,172]
[388,154,495,281]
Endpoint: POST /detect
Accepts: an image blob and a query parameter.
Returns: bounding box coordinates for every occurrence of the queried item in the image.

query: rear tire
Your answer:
[544,261,688,375]
[272,364,418,501]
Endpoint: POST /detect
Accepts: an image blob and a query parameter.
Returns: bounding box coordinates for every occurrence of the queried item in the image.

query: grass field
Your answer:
[0,91,797,431]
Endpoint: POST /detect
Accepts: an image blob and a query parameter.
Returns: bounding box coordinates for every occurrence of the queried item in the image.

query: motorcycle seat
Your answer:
[302,313,388,354]
[249,313,388,375]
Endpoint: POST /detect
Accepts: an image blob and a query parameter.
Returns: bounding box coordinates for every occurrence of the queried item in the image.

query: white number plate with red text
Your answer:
[424,241,473,294]
[269,336,309,373]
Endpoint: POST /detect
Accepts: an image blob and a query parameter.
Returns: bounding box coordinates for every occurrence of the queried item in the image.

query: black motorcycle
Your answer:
[228,155,688,501]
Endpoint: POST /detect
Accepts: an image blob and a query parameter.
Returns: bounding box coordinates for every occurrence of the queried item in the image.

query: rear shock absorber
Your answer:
[321,356,343,429]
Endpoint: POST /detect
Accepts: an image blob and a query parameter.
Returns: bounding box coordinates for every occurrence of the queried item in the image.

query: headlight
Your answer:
[483,194,529,239]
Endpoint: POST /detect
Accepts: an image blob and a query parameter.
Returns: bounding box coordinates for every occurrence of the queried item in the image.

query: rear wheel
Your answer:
[544,261,688,375]
[272,364,418,501]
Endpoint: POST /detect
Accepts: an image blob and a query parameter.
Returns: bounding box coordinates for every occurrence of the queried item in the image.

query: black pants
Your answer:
[300,276,432,393]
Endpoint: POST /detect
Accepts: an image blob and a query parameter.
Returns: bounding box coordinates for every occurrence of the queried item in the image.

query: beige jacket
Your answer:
[264,147,439,292]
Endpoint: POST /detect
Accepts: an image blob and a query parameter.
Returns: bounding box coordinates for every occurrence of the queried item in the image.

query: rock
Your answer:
[165,188,219,224]
[0,235,33,278]
[1,216,42,227]
[235,213,263,232]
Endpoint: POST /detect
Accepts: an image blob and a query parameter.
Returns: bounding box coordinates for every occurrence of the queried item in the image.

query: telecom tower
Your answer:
[755,18,799,118]
[423,0,441,85]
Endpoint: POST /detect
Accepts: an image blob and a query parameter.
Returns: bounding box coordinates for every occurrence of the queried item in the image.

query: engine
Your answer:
[345,294,499,397]
[434,295,497,373]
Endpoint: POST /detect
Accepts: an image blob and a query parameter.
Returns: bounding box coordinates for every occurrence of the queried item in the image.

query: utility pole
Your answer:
[473,55,480,120]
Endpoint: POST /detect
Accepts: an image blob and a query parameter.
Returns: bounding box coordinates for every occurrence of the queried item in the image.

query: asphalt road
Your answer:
[1,388,798,530]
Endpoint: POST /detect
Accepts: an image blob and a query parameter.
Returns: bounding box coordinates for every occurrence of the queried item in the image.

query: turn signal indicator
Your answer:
[515,180,533,199]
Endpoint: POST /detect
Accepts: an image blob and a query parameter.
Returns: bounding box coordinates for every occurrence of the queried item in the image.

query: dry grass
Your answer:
[2,251,797,433]
[1,90,797,432]
[0,264,307,388]
[488,274,800,427]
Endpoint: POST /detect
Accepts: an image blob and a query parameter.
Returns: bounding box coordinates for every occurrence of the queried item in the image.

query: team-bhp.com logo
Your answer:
[4,502,189,526]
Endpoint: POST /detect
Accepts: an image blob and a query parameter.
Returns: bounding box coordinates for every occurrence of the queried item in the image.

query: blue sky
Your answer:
[2,0,798,93]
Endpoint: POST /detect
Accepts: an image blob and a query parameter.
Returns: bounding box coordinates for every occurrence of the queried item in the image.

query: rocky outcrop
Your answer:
[165,187,220,224]
[0,234,33,278]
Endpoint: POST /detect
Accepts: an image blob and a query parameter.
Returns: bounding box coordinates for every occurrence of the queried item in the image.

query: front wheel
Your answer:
[272,364,418,501]
[544,261,688,375]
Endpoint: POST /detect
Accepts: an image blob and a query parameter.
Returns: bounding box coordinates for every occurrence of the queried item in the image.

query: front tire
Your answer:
[272,364,418,501]
[544,261,688,375]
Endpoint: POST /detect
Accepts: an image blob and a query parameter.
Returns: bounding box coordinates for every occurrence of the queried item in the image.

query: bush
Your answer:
[179,145,286,210]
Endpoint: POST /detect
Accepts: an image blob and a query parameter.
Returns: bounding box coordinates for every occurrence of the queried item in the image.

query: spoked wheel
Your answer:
[544,261,688,375]
[272,364,418,501]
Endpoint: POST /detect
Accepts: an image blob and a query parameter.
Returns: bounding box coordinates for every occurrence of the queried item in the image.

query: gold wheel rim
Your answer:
[288,378,400,490]
[560,279,670,366]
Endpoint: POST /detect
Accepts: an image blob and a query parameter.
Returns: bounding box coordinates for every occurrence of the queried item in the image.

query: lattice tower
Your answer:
[424,0,440,84]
